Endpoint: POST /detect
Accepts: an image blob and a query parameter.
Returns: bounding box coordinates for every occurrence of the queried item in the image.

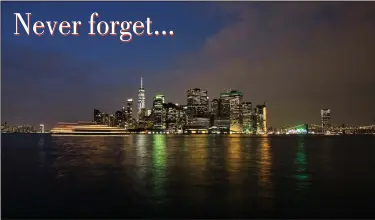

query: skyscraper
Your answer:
[138,77,146,120]
[176,104,186,129]
[93,109,103,124]
[256,104,267,134]
[126,99,133,128]
[152,94,165,129]
[220,90,243,133]
[321,109,331,132]
[115,110,125,127]
[210,98,220,127]
[163,102,178,132]
[242,102,252,133]
[186,88,209,129]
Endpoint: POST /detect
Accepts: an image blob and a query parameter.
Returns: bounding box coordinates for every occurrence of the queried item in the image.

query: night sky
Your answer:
[2,2,375,129]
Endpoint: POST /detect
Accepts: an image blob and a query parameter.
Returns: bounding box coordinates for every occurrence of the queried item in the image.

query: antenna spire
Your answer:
[141,77,143,88]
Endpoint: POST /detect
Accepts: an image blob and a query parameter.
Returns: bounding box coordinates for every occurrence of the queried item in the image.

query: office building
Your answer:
[176,104,186,129]
[242,102,252,133]
[210,98,219,127]
[152,94,165,130]
[163,102,178,132]
[94,109,104,124]
[138,77,146,120]
[256,104,267,134]
[115,110,125,127]
[186,88,209,129]
[126,99,133,128]
[321,108,331,132]
[220,90,243,133]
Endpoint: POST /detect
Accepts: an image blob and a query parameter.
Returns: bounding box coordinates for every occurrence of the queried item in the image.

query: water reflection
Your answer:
[188,136,208,184]
[152,135,167,204]
[227,135,242,183]
[258,137,274,212]
[294,138,311,192]
[259,137,272,188]
[135,135,148,182]
[53,136,124,181]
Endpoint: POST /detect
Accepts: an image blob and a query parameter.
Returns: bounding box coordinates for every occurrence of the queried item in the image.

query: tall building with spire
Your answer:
[138,77,146,120]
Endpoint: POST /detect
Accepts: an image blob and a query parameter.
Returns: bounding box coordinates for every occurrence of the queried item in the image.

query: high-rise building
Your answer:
[251,108,258,133]
[256,104,267,134]
[163,102,178,132]
[152,94,165,130]
[126,99,133,128]
[321,108,331,132]
[220,90,243,133]
[210,98,220,127]
[242,102,252,133]
[176,104,186,129]
[94,109,104,124]
[115,110,125,127]
[138,77,146,120]
[217,93,231,129]
[186,88,209,129]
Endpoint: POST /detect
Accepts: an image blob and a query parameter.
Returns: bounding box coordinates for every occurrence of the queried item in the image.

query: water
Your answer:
[2,134,375,218]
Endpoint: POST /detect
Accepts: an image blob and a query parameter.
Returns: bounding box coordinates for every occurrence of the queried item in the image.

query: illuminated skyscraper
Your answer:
[152,94,165,129]
[321,109,331,132]
[163,102,178,132]
[242,102,252,133]
[138,77,146,119]
[220,90,243,133]
[126,99,133,128]
[176,104,186,129]
[210,98,219,127]
[186,88,209,129]
[256,103,267,134]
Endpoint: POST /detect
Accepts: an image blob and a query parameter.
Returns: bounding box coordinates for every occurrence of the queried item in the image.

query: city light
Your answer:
[3,77,375,135]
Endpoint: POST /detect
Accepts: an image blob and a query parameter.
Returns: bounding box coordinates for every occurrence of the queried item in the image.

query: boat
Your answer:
[50,121,129,135]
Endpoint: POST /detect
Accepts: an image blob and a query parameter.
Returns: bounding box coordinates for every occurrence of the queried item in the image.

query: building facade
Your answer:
[152,94,165,130]
[220,90,243,133]
[321,108,331,132]
[94,109,103,124]
[138,77,146,120]
[242,102,252,133]
[163,102,178,132]
[186,88,210,129]
[126,99,134,129]
[255,104,267,134]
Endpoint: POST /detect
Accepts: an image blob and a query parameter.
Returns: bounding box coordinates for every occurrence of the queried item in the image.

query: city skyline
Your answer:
[2,2,375,129]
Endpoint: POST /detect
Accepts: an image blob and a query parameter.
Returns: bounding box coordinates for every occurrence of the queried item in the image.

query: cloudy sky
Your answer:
[2,2,375,129]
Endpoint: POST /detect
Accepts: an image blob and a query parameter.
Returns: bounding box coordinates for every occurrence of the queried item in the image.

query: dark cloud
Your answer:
[158,2,375,127]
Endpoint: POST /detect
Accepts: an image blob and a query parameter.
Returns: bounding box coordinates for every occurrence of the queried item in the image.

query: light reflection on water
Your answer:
[227,135,242,183]
[152,135,167,204]
[4,134,375,218]
[294,137,311,192]
[257,137,274,212]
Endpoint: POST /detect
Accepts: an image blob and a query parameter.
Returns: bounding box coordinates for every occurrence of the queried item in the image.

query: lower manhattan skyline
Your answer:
[2,2,375,129]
